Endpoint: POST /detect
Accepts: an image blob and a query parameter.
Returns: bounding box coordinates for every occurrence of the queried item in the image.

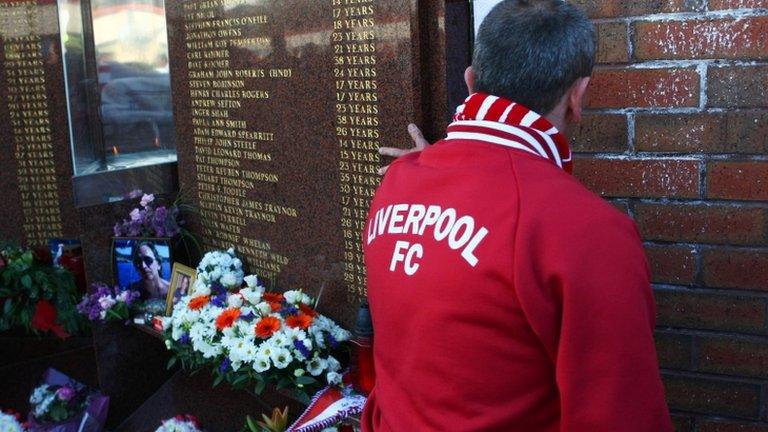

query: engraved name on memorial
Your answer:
[167,0,416,322]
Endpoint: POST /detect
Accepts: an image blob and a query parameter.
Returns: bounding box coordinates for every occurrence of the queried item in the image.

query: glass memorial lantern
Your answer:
[58,0,178,207]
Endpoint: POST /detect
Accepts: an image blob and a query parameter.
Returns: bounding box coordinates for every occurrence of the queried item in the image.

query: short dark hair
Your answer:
[132,241,163,269]
[473,0,596,114]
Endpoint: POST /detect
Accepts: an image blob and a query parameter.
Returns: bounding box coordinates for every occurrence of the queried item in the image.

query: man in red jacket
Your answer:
[361,0,673,431]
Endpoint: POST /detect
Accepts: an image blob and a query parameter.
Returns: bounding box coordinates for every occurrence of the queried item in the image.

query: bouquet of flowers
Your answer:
[27,369,109,432]
[0,410,27,432]
[154,415,204,432]
[0,243,86,338]
[194,248,244,289]
[164,250,351,402]
[76,283,140,322]
[113,193,182,238]
[29,384,86,424]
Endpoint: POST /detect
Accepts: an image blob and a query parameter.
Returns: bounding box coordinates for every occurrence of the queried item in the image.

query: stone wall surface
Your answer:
[568,0,768,429]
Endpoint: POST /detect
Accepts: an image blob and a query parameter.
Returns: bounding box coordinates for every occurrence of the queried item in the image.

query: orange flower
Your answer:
[263,292,284,303]
[286,313,314,330]
[215,308,241,331]
[188,295,210,311]
[299,303,317,317]
[269,302,283,312]
[255,316,281,338]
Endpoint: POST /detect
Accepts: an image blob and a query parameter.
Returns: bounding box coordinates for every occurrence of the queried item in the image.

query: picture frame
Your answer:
[166,263,197,315]
[111,238,173,311]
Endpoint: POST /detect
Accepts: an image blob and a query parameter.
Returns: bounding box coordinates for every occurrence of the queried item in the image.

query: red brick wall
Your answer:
[568,1,768,429]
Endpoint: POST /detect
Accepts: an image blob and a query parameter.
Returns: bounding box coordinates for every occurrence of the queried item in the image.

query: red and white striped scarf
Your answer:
[446,93,572,173]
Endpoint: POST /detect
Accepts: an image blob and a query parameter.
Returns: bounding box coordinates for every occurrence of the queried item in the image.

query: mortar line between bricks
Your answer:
[700,154,707,201]
[653,283,768,299]
[590,8,768,23]
[633,197,768,208]
[698,63,708,111]
[660,368,768,386]
[625,17,634,62]
[627,112,636,154]
[580,152,768,161]
[655,327,768,343]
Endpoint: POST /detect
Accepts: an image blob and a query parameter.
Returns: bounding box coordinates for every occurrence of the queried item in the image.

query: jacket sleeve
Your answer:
[513,208,673,431]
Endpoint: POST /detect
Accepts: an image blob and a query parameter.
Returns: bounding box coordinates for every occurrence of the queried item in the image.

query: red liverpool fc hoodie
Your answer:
[361,94,672,432]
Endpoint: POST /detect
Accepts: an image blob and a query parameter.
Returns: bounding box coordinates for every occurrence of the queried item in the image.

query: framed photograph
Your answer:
[47,238,82,268]
[166,263,196,315]
[112,238,173,306]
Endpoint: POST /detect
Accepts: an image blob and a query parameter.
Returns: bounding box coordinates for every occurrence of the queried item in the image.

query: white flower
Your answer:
[30,384,49,404]
[0,411,24,432]
[97,295,117,310]
[306,356,327,376]
[253,353,271,373]
[240,287,263,305]
[244,275,259,289]
[270,348,293,369]
[233,258,243,269]
[300,293,312,305]
[155,417,203,432]
[327,371,342,385]
[326,356,341,372]
[193,279,210,296]
[165,340,172,349]
[284,290,300,304]
[255,302,272,315]
[227,294,243,308]
[117,290,130,302]
[294,368,305,377]
[221,272,238,288]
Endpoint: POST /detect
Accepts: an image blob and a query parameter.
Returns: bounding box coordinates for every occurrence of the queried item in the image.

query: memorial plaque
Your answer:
[167,0,442,325]
[0,0,79,246]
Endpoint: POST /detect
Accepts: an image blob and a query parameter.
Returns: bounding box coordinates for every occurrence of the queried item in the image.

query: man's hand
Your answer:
[378,123,430,175]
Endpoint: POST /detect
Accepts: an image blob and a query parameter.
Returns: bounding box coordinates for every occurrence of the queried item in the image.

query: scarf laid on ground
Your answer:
[446,92,572,173]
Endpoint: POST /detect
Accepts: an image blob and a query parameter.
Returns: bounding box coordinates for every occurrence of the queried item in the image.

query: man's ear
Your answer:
[464,66,476,94]
[565,77,590,124]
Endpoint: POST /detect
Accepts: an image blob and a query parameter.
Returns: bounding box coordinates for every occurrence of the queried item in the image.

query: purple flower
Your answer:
[327,333,339,349]
[113,222,122,236]
[127,189,143,199]
[140,193,155,208]
[293,339,311,358]
[219,358,231,373]
[179,333,190,344]
[239,311,256,322]
[211,293,227,308]
[129,208,142,222]
[56,386,76,401]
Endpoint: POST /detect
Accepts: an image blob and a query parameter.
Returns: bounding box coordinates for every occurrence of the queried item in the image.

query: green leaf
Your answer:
[295,375,318,386]
[232,373,249,386]
[166,357,178,370]
[246,415,259,432]
[254,379,266,395]
[20,274,32,289]
[212,374,224,387]
[3,299,12,315]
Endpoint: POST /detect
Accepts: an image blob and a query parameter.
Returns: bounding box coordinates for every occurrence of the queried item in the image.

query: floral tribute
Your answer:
[194,248,244,289]
[113,193,183,238]
[0,410,27,432]
[29,383,87,424]
[76,283,140,322]
[0,244,85,337]
[164,249,351,402]
[154,415,204,432]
